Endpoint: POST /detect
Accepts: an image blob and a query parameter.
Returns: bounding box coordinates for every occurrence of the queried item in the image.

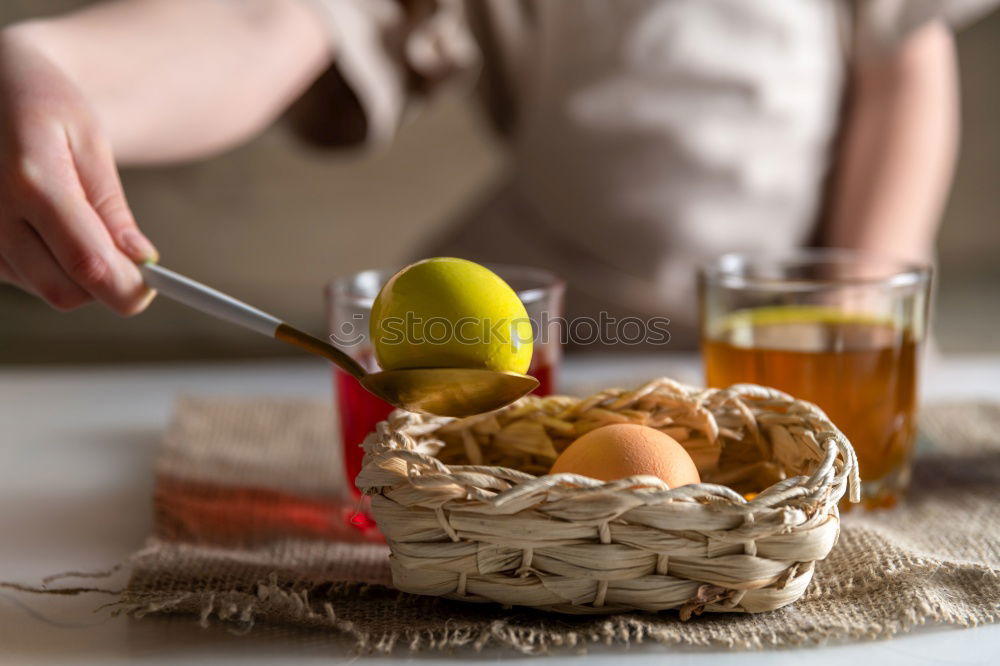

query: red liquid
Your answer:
[334,368,395,499]
[528,360,555,396]
[335,359,556,497]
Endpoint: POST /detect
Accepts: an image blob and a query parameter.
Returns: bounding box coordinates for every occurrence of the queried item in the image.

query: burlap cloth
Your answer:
[115,397,1000,654]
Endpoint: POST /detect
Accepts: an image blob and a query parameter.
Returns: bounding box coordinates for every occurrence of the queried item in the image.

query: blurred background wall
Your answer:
[1,1,998,363]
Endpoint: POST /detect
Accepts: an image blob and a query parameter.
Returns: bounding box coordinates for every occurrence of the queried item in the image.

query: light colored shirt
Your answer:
[306,0,994,347]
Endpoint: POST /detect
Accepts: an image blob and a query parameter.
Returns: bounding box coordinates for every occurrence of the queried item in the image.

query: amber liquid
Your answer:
[703,319,918,510]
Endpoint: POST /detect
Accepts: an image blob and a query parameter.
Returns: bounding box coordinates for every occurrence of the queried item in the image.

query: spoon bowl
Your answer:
[361,368,539,418]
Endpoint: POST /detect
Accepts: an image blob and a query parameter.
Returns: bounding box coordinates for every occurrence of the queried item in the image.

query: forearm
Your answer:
[824,21,959,263]
[10,0,333,165]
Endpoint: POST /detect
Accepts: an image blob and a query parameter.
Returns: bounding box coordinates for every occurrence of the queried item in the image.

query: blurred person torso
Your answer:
[302,0,978,347]
[492,0,843,347]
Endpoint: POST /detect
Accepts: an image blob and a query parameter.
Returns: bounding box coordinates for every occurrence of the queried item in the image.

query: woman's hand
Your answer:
[0,24,156,315]
[0,0,333,315]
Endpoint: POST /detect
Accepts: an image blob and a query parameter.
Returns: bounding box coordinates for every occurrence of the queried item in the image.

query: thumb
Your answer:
[71,129,159,264]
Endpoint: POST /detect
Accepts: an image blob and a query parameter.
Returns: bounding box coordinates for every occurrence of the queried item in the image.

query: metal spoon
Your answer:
[139,262,539,417]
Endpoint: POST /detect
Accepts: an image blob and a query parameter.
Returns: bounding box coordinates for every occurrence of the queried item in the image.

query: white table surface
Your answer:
[1,353,999,665]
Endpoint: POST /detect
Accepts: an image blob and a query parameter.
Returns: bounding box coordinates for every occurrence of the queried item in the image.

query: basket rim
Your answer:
[357,379,861,510]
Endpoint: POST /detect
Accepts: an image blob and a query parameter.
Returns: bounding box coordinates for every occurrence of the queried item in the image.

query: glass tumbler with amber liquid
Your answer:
[699,250,931,510]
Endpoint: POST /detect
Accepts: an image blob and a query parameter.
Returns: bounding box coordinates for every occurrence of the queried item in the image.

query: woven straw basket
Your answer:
[357,378,860,616]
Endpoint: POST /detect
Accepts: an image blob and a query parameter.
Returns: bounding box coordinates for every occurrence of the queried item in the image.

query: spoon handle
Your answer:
[139,262,367,379]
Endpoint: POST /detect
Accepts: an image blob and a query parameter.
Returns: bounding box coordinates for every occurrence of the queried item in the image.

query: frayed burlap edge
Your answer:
[5,510,999,655]
[4,549,996,656]
[105,564,1000,655]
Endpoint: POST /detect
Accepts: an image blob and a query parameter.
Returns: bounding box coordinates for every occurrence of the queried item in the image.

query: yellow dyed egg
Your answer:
[549,424,701,488]
[370,257,533,373]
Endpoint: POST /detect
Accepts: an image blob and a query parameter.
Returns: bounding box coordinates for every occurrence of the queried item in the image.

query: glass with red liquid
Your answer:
[326,264,565,508]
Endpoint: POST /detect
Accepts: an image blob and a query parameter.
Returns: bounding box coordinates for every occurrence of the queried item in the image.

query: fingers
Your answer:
[18,165,155,317]
[3,117,156,315]
[0,217,92,311]
[69,128,158,264]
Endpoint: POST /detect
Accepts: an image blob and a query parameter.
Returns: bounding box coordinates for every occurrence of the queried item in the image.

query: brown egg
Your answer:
[549,423,701,488]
